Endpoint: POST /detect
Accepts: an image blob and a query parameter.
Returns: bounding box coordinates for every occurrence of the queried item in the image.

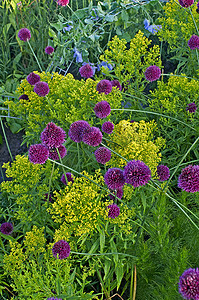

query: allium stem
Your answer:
[101,142,128,163]
[27,40,43,72]
[111,108,196,131]
[162,73,199,81]
[56,148,68,184]
[189,7,199,35]
[0,118,13,161]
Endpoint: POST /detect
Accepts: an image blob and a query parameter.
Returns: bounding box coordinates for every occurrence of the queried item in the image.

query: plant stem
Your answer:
[27,40,43,72]
[0,118,13,161]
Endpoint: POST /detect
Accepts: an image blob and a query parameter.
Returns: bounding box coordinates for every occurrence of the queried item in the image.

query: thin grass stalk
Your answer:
[133,265,137,300]
[0,118,13,161]
[27,40,43,72]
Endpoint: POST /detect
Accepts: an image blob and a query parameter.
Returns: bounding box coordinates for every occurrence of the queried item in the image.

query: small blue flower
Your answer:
[144,19,162,34]
[97,61,114,73]
[73,48,83,63]
[63,25,73,32]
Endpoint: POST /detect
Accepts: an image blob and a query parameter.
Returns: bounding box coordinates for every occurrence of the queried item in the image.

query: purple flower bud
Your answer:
[18,28,31,41]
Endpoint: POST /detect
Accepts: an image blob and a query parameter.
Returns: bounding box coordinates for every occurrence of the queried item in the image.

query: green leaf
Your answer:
[100,229,105,253]
[105,14,115,23]
[116,263,124,290]
[121,10,129,22]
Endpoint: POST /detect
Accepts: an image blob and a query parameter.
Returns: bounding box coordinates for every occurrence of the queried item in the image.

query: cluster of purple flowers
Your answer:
[144,65,161,82]
[68,120,102,147]
[52,240,71,259]
[179,0,194,7]
[79,63,94,78]
[25,71,49,97]
[188,35,199,50]
[61,172,74,186]
[0,222,13,235]
[186,102,197,113]
[179,268,199,300]
[29,122,67,164]
[178,165,199,193]
[45,46,54,55]
[104,160,151,191]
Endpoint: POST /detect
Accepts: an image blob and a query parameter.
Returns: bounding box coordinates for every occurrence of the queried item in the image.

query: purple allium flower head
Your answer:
[61,172,74,185]
[178,268,199,300]
[104,168,125,190]
[186,102,197,113]
[96,79,112,95]
[107,203,120,219]
[178,165,199,193]
[144,65,161,82]
[19,94,29,100]
[156,165,170,181]
[124,160,151,188]
[94,101,111,119]
[45,46,54,55]
[43,193,53,202]
[188,35,199,50]
[40,122,66,149]
[179,0,194,7]
[102,121,114,134]
[26,72,41,85]
[82,126,103,147]
[197,1,199,9]
[109,187,123,200]
[48,145,67,160]
[57,0,69,6]
[34,81,49,97]
[0,222,13,235]
[29,144,49,164]
[79,63,94,78]
[111,80,122,91]
[94,147,111,164]
[52,240,70,259]
[68,120,90,143]
[18,28,31,41]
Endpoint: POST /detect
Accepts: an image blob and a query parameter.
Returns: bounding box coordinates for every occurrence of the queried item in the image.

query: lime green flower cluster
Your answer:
[49,169,134,240]
[1,155,59,222]
[5,72,123,143]
[3,226,71,300]
[99,31,162,94]
[148,74,199,116]
[108,120,165,176]
[157,0,198,50]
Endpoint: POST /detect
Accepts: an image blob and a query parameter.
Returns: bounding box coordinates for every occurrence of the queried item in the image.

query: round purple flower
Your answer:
[102,121,114,134]
[0,222,13,235]
[48,145,67,160]
[79,64,94,78]
[109,187,123,200]
[179,0,194,7]
[144,65,161,82]
[186,102,197,113]
[96,79,112,95]
[178,268,199,300]
[68,120,90,143]
[104,168,125,190]
[82,126,102,147]
[45,46,54,55]
[156,165,170,181]
[111,80,122,91]
[40,122,66,149]
[29,144,49,164]
[34,81,49,97]
[94,147,111,164]
[178,165,199,193]
[19,94,29,100]
[52,240,70,259]
[26,72,41,85]
[43,193,53,202]
[94,101,111,119]
[188,35,199,50]
[61,172,74,185]
[124,160,151,188]
[197,1,199,9]
[18,28,31,41]
[107,204,120,219]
